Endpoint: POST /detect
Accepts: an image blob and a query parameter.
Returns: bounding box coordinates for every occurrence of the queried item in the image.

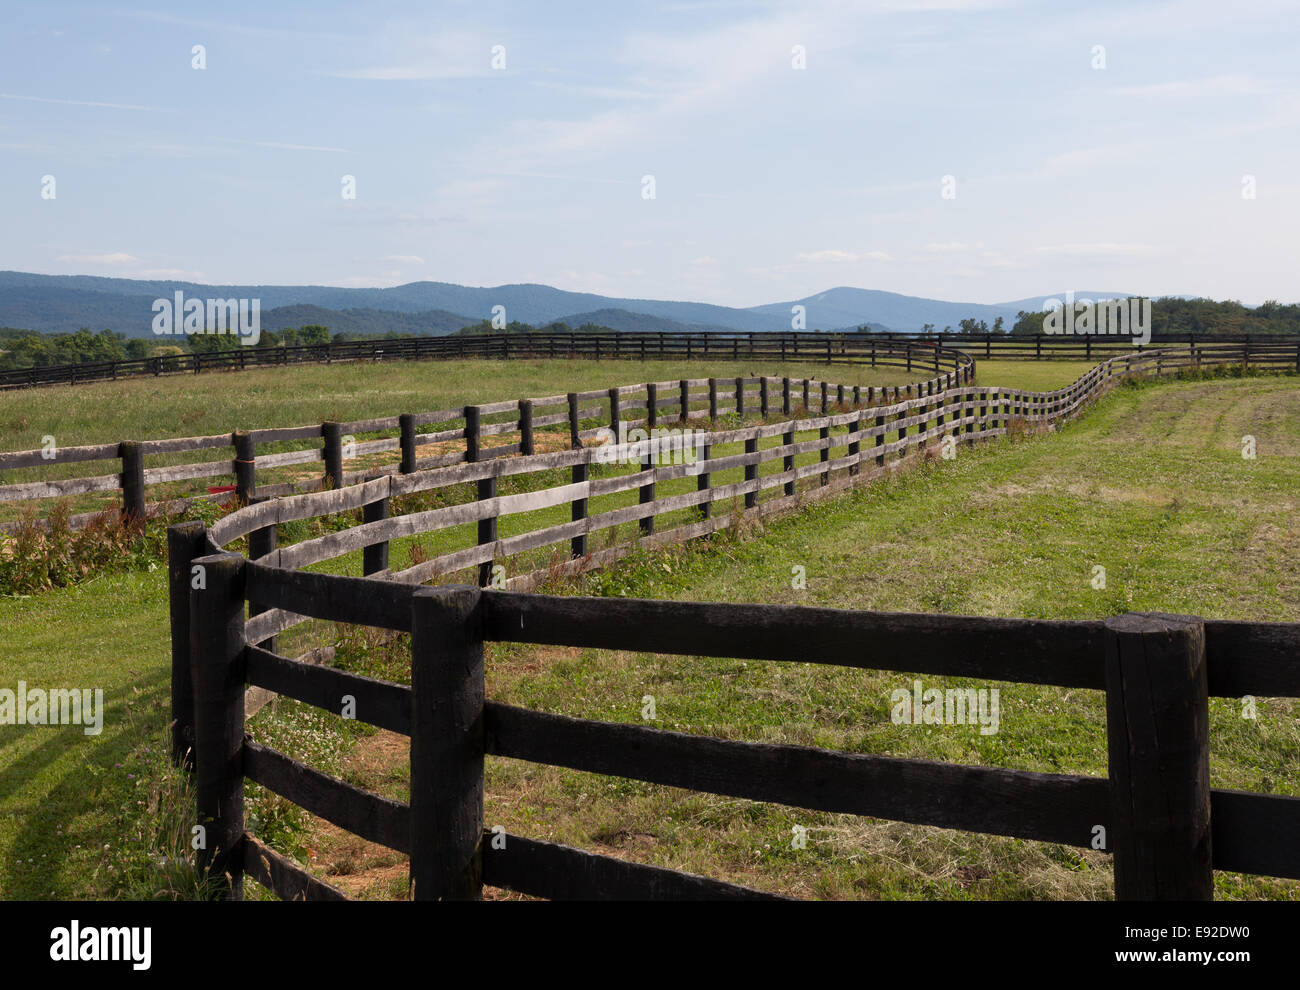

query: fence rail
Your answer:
[170,342,1300,900]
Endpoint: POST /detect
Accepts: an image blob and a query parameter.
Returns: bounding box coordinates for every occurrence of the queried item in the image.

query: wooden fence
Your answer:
[0,338,973,530]
[9,338,1300,532]
[5,328,1299,392]
[183,579,1300,901]
[169,342,1300,900]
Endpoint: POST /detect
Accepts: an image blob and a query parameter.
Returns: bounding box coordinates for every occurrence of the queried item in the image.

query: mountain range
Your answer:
[0,271,1140,337]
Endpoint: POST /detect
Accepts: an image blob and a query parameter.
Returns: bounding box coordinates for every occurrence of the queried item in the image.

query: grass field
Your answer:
[2,357,1294,900]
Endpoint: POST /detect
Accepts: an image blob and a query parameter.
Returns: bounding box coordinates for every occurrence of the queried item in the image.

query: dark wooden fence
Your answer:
[169,341,1300,900]
[182,573,1300,901]
[0,338,973,530]
[5,329,1300,392]
[10,337,1300,532]
[169,345,1292,701]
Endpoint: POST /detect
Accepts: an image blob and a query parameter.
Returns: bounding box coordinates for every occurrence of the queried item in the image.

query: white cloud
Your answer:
[56,252,138,265]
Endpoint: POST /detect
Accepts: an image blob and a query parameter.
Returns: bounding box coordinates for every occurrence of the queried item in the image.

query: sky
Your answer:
[1,0,1298,308]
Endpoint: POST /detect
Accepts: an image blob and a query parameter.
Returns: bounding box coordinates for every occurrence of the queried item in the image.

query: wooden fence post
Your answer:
[567,393,582,450]
[708,378,718,421]
[848,409,862,477]
[519,399,534,457]
[639,430,656,537]
[322,422,343,490]
[608,388,621,442]
[465,406,495,587]
[363,478,390,576]
[190,551,247,899]
[744,435,758,509]
[875,411,886,469]
[569,393,587,559]
[410,585,485,901]
[679,380,690,423]
[120,441,146,528]
[697,438,713,519]
[820,381,829,414]
[646,383,657,428]
[233,431,255,505]
[760,377,769,418]
[246,497,279,654]
[1104,612,1212,901]
[783,426,795,498]
[400,414,417,474]
[819,423,830,485]
[782,377,791,416]
[167,521,207,770]
[735,377,745,418]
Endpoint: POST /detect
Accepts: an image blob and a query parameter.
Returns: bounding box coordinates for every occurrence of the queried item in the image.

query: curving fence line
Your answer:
[1,337,973,530]
[169,342,1300,901]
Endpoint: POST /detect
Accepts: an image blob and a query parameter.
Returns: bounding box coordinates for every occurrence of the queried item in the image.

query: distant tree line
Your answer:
[0,319,627,371]
[3,296,1298,371]
[937,298,1300,337]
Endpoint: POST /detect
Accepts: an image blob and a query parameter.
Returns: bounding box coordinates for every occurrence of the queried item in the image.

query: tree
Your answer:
[992,316,1004,334]
[299,324,331,346]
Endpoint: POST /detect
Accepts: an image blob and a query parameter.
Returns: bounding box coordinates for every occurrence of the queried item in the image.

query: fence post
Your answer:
[782,426,795,498]
[400,414,417,474]
[120,441,146,528]
[820,381,829,414]
[567,393,582,450]
[679,380,690,423]
[760,377,769,418]
[465,406,496,587]
[818,423,830,485]
[735,377,745,418]
[646,383,657,429]
[744,435,758,508]
[782,377,791,416]
[363,476,390,576]
[566,394,588,559]
[233,431,255,505]
[848,409,862,477]
[410,585,485,901]
[707,378,717,421]
[608,388,621,441]
[875,411,886,469]
[691,432,713,520]
[802,378,811,412]
[322,422,343,490]
[167,521,207,770]
[190,552,247,899]
[1104,612,1212,901]
[519,399,534,457]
